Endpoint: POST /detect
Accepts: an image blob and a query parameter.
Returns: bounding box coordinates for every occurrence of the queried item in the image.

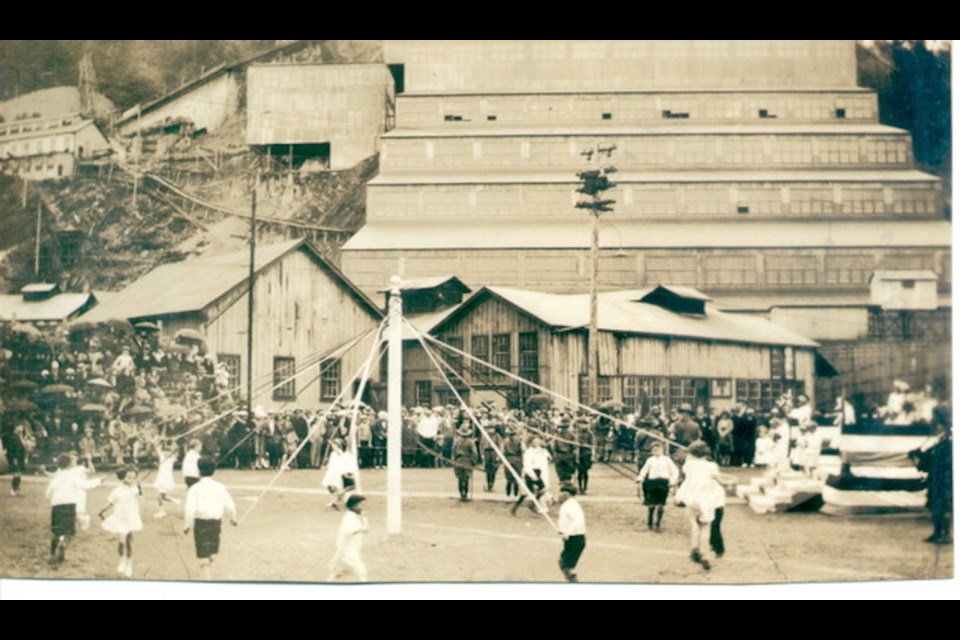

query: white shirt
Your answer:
[637,455,679,484]
[184,477,236,527]
[522,446,552,488]
[182,450,201,479]
[558,497,586,537]
[335,510,368,560]
[46,467,101,507]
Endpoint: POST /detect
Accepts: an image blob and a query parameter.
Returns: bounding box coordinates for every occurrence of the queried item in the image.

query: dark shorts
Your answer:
[51,504,77,537]
[342,475,356,490]
[642,479,670,506]
[560,534,586,570]
[454,466,473,481]
[524,474,545,496]
[194,519,222,559]
[185,476,199,489]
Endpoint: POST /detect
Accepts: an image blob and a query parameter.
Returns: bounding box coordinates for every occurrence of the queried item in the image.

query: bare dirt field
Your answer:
[0,465,953,598]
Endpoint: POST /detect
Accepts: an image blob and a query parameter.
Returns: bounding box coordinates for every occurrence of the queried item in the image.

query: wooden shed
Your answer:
[79,238,383,410]
[406,284,823,412]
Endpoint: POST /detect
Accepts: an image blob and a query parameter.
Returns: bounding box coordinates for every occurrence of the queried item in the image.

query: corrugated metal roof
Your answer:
[80,239,381,324]
[398,88,876,98]
[369,169,941,186]
[404,305,464,340]
[343,219,951,251]
[713,291,953,312]
[0,293,95,322]
[375,275,471,293]
[461,286,819,348]
[384,123,906,138]
[869,270,939,282]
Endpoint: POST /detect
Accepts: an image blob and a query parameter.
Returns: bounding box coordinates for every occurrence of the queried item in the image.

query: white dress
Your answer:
[154,452,176,494]
[323,450,359,489]
[676,457,726,522]
[101,484,144,535]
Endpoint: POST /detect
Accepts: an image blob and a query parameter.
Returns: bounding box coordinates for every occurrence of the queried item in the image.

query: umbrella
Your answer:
[104,318,134,334]
[8,399,38,412]
[126,405,154,418]
[10,380,39,392]
[80,403,109,413]
[526,394,552,409]
[9,323,41,339]
[40,383,74,395]
[68,321,96,334]
[86,378,114,389]
[174,329,206,344]
[599,400,626,411]
[133,321,161,332]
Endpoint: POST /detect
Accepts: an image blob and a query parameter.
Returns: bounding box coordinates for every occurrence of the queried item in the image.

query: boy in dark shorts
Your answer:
[636,442,679,531]
[45,453,101,566]
[183,458,237,580]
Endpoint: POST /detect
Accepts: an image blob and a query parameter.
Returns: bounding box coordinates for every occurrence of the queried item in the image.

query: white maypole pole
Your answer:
[386,275,404,534]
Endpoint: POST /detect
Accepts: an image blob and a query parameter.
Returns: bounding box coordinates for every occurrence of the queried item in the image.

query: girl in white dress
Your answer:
[153,439,180,518]
[99,467,143,577]
[322,439,359,509]
[675,441,732,570]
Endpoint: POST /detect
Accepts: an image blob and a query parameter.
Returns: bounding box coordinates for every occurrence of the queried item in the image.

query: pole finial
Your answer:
[389,274,402,295]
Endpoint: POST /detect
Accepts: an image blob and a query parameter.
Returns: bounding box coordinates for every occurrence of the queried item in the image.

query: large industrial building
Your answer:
[339,40,951,408]
[341,40,949,308]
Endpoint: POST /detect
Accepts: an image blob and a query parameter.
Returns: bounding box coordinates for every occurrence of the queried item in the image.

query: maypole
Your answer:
[386,275,404,534]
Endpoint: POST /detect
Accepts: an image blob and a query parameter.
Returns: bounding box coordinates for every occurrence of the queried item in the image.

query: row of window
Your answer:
[219,354,343,402]
[382,136,912,169]
[1,135,75,157]
[577,375,806,413]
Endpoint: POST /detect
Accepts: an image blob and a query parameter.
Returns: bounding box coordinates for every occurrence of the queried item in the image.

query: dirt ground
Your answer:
[0,464,953,598]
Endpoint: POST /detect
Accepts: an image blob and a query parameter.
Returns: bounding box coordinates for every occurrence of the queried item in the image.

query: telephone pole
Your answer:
[576,144,617,407]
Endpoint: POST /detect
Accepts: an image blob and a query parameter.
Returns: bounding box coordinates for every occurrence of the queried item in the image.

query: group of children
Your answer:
[636,440,735,571]
[42,441,237,581]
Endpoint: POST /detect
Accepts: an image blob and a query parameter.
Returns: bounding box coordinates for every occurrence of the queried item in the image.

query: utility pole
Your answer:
[386,275,403,534]
[34,199,42,277]
[245,180,258,437]
[576,144,617,408]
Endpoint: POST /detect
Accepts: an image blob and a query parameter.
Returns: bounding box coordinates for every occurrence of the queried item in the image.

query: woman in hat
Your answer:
[575,419,596,495]
[452,426,480,501]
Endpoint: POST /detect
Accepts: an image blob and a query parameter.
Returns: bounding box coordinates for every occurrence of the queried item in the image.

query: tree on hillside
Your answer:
[858,40,952,182]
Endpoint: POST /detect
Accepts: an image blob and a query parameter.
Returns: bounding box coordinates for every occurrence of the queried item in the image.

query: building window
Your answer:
[737,205,750,214]
[492,333,512,375]
[442,336,464,375]
[487,115,497,121]
[444,114,464,122]
[759,109,777,119]
[736,379,761,408]
[320,359,341,401]
[601,113,613,120]
[835,108,846,119]
[217,354,241,394]
[902,280,916,290]
[273,357,296,401]
[415,380,432,407]
[711,378,732,398]
[770,348,786,379]
[518,332,539,385]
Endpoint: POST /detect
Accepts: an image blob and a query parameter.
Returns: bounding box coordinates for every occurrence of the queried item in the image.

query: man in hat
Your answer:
[552,418,577,483]
[556,483,586,582]
[731,403,757,467]
[575,419,596,495]
[452,426,480,501]
[328,494,369,582]
[481,420,503,492]
[673,404,701,464]
[502,424,524,497]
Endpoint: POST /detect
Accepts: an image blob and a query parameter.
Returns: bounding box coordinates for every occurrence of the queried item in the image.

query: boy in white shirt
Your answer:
[556,483,586,582]
[183,458,237,580]
[636,442,679,531]
[45,453,102,566]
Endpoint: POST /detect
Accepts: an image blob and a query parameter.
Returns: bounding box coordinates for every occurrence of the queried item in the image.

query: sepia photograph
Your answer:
[0,40,953,598]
